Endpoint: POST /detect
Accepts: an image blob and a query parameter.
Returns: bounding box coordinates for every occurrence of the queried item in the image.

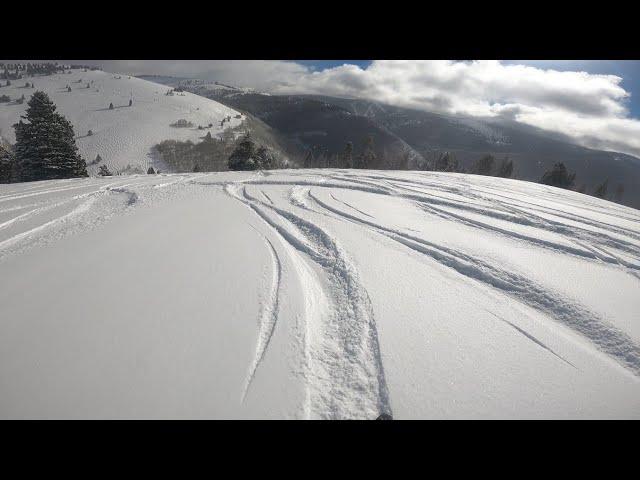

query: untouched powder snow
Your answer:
[0,70,242,175]
[0,170,639,419]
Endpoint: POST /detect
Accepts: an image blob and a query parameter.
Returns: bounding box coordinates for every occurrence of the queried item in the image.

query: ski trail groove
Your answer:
[224,183,392,419]
[307,190,640,377]
[241,225,282,402]
[482,309,577,369]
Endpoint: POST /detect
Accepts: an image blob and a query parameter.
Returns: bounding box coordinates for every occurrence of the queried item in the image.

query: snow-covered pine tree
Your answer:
[228,134,258,171]
[13,91,88,181]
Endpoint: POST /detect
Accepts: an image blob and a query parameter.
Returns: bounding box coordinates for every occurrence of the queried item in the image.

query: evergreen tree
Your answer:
[228,134,258,171]
[593,178,609,198]
[193,164,201,172]
[0,142,17,183]
[98,164,112,176]
[343,142,353,168]
[109,102,114,110]
[540,162,575,189]
[355,135,376,169]
[13,91,88,181]
[255,146,276,170]
[496,157,514,178]
[434,152,462,172]
[434,152,450,171]
[473,154,495,175]
[147,166,156,174]
[227,134,277,171]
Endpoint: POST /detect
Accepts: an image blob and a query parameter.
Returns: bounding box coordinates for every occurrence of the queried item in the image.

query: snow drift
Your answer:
[0,170,639,419]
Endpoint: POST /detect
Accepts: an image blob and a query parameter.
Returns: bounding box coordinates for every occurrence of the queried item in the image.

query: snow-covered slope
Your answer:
[0,70,242,175]
[1,170,639,419]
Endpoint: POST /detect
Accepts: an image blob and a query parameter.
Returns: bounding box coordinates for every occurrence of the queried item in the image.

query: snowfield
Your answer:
[0,70,242,175]
[0,170,639,419]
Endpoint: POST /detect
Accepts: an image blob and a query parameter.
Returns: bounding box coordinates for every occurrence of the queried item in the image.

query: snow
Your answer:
[0,170,639,419]
[0,70,242,175]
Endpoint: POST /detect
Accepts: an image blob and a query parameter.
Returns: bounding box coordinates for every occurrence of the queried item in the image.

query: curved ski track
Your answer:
[206,172,640,380]
[223,182,392,419]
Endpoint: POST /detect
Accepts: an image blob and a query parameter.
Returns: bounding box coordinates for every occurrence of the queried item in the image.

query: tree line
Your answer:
[0,62,97,80]
[539,162,623,201]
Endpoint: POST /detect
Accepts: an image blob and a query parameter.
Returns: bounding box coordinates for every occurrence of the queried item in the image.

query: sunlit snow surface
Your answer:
[1,170,639,419]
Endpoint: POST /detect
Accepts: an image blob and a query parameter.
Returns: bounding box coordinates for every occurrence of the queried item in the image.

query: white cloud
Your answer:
[268,60,640,158]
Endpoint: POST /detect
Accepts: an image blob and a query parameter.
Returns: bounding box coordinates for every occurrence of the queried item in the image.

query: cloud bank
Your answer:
[67,60,640,158]
[269,60,640,158]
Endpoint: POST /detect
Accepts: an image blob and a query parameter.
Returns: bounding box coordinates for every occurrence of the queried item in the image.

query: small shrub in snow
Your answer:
[98,164,112,176]
[170,119,194,128]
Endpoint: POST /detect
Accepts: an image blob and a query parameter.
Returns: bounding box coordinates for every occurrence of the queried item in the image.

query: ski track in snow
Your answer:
[0,180,139,259]
[302,188,640,377]
[192,171,640,379]
[241,225,282,402]
[224,183,392,419]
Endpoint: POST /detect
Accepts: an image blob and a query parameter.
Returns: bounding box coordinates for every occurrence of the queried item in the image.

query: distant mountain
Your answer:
[159,78,640,208]
[309,96,640,205]
[179,82,425,169]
